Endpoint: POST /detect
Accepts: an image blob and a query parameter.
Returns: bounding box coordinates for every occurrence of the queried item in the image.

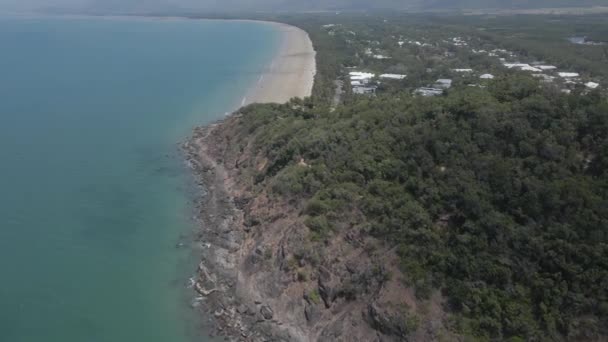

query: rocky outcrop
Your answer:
[184,114,451,341]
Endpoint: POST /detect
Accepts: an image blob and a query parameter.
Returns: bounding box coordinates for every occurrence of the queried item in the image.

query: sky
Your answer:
[1,0,607,13]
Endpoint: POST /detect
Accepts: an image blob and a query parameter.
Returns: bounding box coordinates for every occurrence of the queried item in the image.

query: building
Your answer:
[379,74,407,80]
[373,54,391,60]
[558,72,580,78]
[453,68,473,73]
[480,74,495,79]
[585,82,600,89]
[435,79,453,89]
[520,66,543,72]
[537,65,557,70]
[415,87,444,96]
[349,71,375,85]
[504,63,542,72]
[353,86,377,95]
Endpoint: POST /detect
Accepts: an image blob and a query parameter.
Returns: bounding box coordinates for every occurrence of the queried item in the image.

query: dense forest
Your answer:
[239,75,608,340]
[218,13,608,340]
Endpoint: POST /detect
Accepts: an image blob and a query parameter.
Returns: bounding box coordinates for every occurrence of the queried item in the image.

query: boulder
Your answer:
[318,266,341,308]
[237,304,250,315]
[304,303,318,323]
[260,305,274,320]
[366,303,413,340]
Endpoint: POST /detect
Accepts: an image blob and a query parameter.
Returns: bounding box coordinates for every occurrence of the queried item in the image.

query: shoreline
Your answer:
[239,21,316,106]
[180,19,316,341]
[3,12,317,339]
[2,13,316,109]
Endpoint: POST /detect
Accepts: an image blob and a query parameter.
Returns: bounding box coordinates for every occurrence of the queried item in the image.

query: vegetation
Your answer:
[228,13,608,340]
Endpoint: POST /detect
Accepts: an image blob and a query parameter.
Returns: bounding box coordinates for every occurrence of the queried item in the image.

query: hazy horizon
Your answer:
[2,0,608,14]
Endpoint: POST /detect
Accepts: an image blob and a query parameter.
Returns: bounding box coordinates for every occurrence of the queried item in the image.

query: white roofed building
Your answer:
[349,72,375,83]
[520,66,542,72]
[585,82,600,89]
[415,87,444,96]
[480,74,495,79]
[379,74,407,80]
[558,72,580,78]
[435,79,453,89]
[373,54,391,60]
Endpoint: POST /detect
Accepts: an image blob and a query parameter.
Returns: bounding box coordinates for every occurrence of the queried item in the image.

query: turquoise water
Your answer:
[0,15,278,342]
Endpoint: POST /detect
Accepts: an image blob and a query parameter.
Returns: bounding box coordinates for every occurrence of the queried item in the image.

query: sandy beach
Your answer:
[241,22,316,106]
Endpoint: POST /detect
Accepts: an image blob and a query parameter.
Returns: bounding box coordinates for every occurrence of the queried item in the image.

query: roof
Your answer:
[558,72,580,78]
[504,63,530,69]
[453,68,473,72]
[480,74,495,79]
[520,66,542,72]
[349,72,375,81]
[379,74,407,80]
[353,86,377,94]
[585,82,600,89]
[349,71,375,77]
[415,87,444,96]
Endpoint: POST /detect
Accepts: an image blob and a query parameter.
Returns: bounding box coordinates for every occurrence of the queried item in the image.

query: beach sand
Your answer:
[241,22,316,106]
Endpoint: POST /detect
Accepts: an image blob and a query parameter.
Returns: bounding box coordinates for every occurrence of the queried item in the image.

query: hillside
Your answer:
[186,13,608,341]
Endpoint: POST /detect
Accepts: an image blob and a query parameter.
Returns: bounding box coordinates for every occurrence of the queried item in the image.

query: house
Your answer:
[558,72,580,78]
[373,54,391,60]
[415,87,444,96]
[503,63,527,68]
[480,74,495,79]
[537,65,557,70]
[435,79,453,89]
[353,86,377,95]
[520,66,543,72]
[349,71,375,85]
[585,82,600,89]
[379,74,407,80]
[453,69,473,73]
[504,63,541,72]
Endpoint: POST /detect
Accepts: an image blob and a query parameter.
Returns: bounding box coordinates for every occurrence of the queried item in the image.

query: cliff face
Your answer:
[184,107,448,342]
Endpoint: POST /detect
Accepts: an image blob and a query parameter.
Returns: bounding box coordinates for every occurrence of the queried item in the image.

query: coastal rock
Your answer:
[260,305,274,320]
[318,266,341,308]
[366,303,412,340]
[304,303,318,323]
[237,304,250,315]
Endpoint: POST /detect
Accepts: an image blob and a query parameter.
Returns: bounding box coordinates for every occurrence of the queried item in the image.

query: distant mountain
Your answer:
[421,0,608,10]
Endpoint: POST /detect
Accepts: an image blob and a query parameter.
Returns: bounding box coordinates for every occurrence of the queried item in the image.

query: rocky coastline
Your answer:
[183,121,298,341]
[182,109,446,342]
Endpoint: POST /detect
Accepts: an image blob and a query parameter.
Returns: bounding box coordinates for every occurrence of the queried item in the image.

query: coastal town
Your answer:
[319,21,604,99]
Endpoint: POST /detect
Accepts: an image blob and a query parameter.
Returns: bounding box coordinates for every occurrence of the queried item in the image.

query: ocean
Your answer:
[0,15,279,342]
